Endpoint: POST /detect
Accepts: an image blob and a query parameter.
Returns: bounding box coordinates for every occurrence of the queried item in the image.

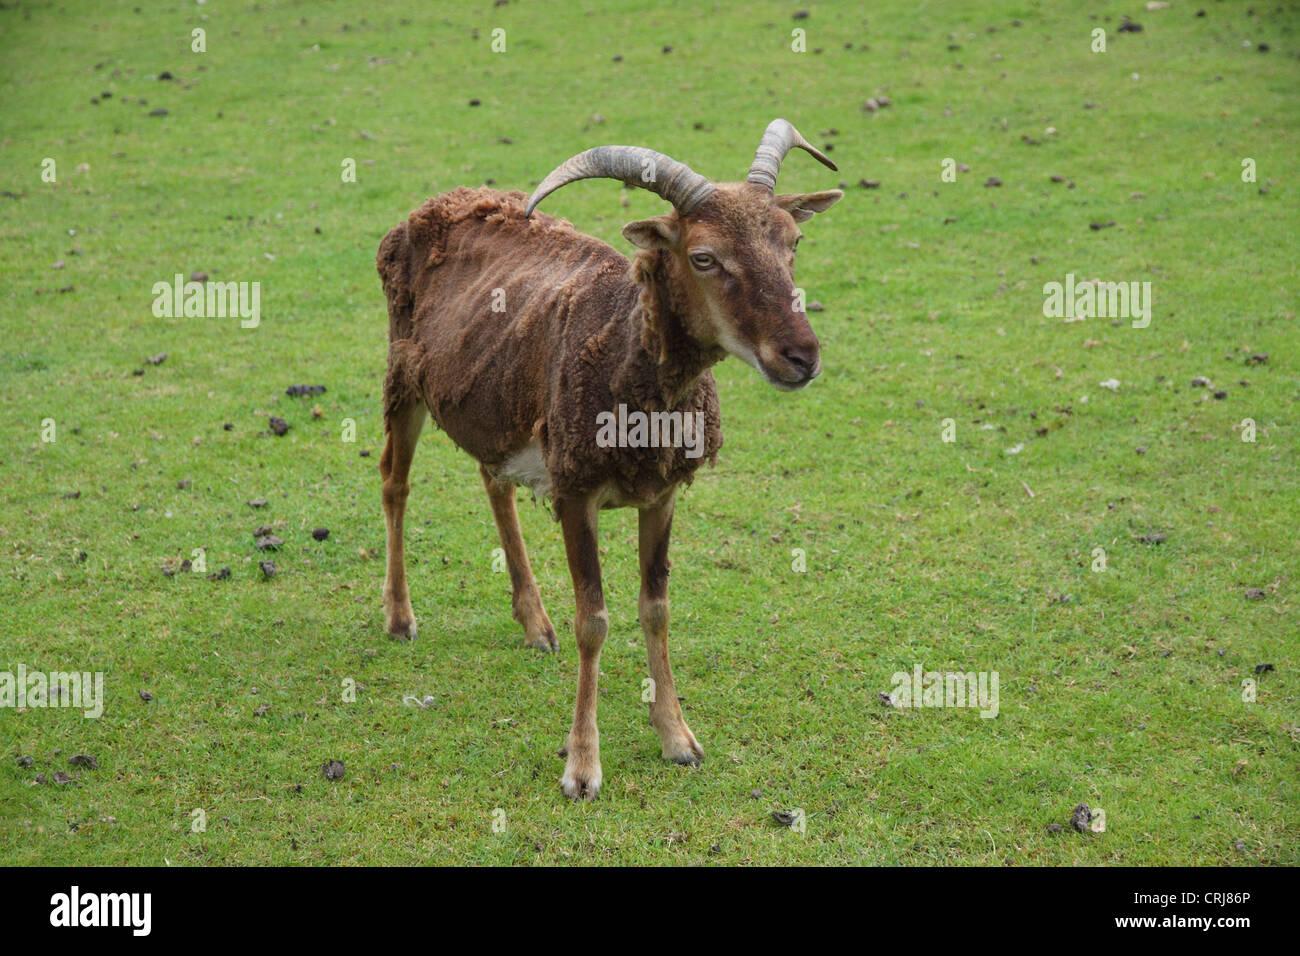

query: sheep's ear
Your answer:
[776,189,843,223]
[622,215,679,249]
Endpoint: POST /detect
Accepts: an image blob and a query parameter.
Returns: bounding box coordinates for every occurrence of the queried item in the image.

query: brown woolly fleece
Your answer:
[377,186,724,503]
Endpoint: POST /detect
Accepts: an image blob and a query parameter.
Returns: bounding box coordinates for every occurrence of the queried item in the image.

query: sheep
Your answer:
[376,119,842,799]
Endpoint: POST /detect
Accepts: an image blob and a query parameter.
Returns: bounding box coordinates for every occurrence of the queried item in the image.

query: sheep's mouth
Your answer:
[761,344,822,390]
[716,328,821,391]
[763,361,821,391]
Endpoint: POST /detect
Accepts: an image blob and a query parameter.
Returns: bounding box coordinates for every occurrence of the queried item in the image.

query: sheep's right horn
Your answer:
[746,118,838,191]
[525,146,715,216]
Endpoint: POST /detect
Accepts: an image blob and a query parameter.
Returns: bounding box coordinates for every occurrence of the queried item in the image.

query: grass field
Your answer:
[1,0,1296,865]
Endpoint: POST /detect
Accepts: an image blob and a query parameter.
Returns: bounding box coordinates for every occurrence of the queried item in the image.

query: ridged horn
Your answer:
[525,146,715,217]
[745,118,838,191]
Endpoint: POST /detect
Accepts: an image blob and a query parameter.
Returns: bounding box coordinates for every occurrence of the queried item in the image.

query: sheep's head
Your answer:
[526,119,842,390]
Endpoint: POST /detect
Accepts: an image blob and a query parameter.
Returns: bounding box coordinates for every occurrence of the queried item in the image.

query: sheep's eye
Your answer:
[689,253,715,270]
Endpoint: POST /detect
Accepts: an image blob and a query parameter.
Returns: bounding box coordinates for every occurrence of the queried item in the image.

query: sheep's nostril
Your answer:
[781,347,814,377]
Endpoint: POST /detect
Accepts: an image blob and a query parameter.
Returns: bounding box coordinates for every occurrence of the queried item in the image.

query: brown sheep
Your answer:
[376,119,842,799]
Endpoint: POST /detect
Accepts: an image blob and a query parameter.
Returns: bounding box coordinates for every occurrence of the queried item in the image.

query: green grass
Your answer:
[0,0,1296,865]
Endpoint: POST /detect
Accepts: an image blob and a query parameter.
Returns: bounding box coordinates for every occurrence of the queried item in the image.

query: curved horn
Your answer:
[525,146,715,217]
[745,118,838,191]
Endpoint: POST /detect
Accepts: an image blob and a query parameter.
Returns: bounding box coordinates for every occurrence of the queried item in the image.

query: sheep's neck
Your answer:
[620,250,725,409]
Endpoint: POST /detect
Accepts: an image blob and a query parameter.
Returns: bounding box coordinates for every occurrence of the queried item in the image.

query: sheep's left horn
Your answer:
[525,146,715,216]
[745,118,837,191]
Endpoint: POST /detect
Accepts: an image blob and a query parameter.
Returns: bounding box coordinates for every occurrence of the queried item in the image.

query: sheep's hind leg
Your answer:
[380,398,427,639]
[480,465,558,651]
[556,495,607,800]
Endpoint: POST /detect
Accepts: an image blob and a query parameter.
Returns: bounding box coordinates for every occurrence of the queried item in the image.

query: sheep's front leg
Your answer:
[556,495,607,800]
[639,494,703,766]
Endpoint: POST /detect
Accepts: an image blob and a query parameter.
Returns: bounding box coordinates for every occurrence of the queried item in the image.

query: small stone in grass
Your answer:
[269,416,290,436]
[312,527,330,541]
[259,560,277,578]
[1046,822,1063,833]
[139,690,153,701]
[359,449,371,457]
[68,754,99,770]
[52,770,74,785]
[1138,532,1167,544]
[254,704,271,716]
[254,525,273,537]
[323,760,346,781]
[256,535,283,551]
[1253,663,1274,675]
[146,352,167,365]
[984,176,1002,187]
[190,270,208,282]
[17,755,34,768]
[771,809,800,828]
[177,478,192,490]
[248,498,268,508]
[1070,803,1092,832]
[208,567,231,581]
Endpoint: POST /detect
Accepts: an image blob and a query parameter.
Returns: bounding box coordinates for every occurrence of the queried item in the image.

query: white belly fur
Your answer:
[499,440,553,498]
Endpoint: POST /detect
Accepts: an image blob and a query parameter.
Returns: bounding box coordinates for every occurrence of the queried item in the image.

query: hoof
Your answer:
[560,769,602,801]
[669,744,704,767]
[386,613,418,641]
[560,745,601,800]
[660,723,704,767]
[525,622,559,652]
